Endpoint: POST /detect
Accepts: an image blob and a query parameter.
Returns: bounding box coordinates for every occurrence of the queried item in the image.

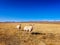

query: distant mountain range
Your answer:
[0,20,60,24]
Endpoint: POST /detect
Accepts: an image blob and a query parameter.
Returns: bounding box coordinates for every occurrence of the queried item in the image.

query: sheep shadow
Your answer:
[31,32,46,35]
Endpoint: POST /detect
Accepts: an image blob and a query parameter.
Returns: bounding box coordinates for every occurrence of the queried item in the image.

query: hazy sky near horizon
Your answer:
[0,0,60,22]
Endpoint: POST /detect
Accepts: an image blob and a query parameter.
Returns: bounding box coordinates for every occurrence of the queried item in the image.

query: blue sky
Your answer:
[0,0,60,22]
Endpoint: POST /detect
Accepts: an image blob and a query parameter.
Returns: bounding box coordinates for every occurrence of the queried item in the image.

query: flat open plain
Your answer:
[0,22,60,45]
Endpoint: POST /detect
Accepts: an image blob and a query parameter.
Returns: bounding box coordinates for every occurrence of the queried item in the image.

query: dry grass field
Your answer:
[0,22,60,45]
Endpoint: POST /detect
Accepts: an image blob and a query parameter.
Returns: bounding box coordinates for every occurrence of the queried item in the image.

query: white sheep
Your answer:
[24,25,33,32]
[16,24,21,29]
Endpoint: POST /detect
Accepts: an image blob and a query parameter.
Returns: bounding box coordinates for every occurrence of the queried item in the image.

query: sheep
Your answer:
[24,25,33,32]
[16,24,21,30]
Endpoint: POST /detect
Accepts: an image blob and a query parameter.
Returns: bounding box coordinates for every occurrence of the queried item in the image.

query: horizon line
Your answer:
[1,20,60,22]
